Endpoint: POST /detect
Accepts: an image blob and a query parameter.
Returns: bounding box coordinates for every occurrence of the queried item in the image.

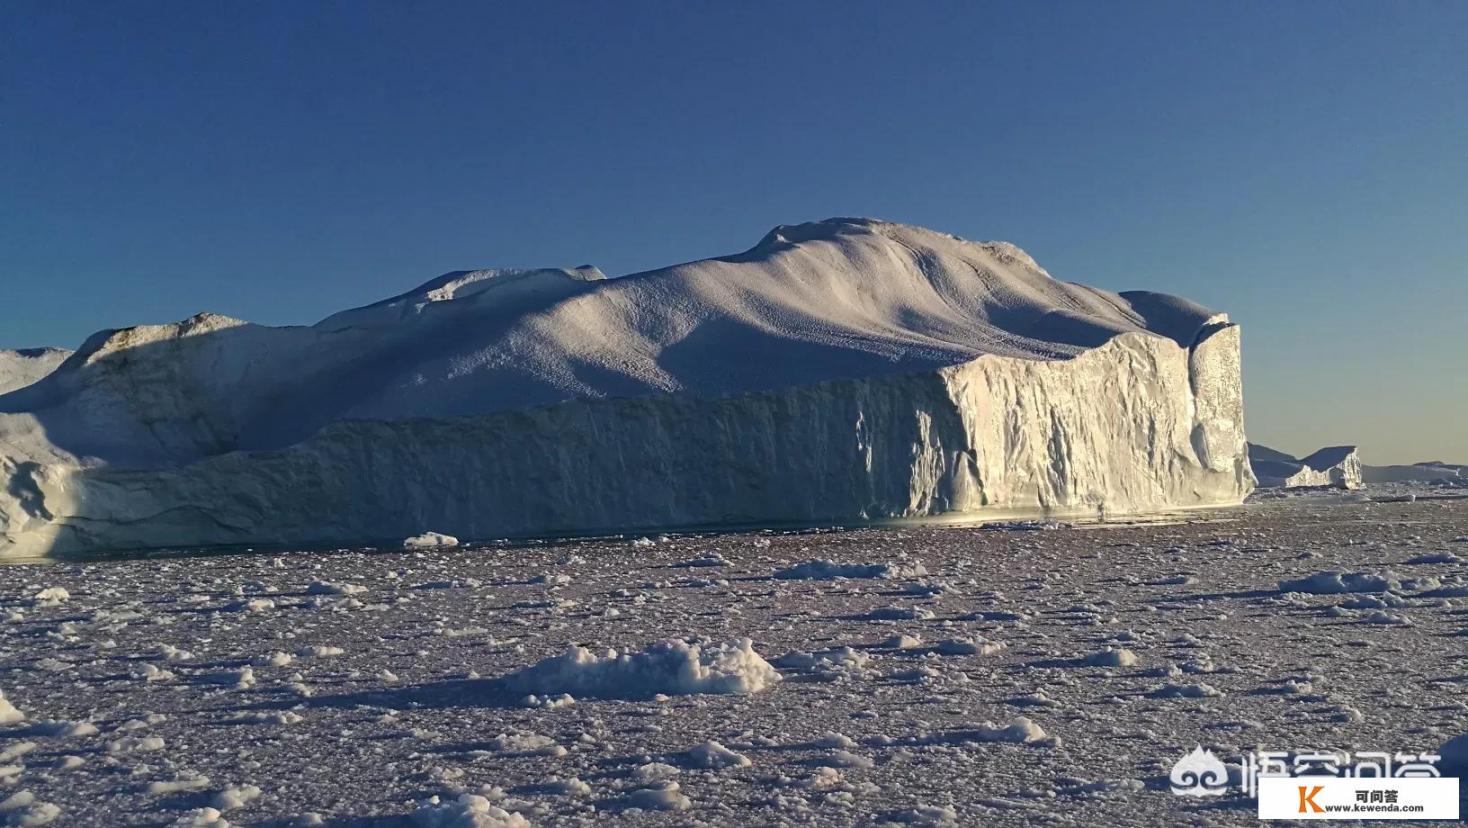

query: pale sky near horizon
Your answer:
[2,2,1464,464]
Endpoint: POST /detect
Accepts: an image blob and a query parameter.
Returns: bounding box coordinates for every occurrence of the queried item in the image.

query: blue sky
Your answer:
[3,1,1465,463]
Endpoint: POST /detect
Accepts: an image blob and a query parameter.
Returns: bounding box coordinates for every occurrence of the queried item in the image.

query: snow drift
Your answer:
[0,218,1252,557]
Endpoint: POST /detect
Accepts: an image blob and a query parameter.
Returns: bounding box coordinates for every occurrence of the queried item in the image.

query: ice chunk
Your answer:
[935,637,1004,656]
[936,717,1050,745]
[210,785,261,811]
[404,532,460,550]
[502,638,780,698]
[1083,647,1139,667]
[305,581,366,595]
[1278,570,1399,594]
[0,690,24,724]
[773,559,926,580]
[409,794,528,828]
[683,740,751,770]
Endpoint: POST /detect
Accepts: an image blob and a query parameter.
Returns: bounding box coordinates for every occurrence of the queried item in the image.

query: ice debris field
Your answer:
[1,491,1467,826]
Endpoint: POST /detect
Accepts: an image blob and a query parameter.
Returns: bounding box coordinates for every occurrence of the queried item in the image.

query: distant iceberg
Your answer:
[0,218,1253,557]
[1248,443,1363,489]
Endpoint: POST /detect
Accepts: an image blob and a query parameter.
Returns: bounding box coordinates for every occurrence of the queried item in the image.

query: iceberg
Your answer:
[1362,462,1464,484]
[1248,443,1363,489]
[0,218,1253,557]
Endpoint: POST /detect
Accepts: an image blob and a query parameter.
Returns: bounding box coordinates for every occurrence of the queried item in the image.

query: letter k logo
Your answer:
[1298,785,1325,813]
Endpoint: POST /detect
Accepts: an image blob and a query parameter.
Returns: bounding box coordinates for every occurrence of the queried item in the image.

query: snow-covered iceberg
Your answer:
[0,218,1253,557]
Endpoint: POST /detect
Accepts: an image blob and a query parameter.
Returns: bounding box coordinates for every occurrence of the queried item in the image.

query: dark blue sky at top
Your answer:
[2,1,1465,461]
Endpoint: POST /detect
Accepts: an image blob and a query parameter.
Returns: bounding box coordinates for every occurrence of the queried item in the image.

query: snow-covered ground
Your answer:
[1,491,1466,826]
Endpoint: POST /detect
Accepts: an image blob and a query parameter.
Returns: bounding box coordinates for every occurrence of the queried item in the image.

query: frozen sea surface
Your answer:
[1,491,1466,826]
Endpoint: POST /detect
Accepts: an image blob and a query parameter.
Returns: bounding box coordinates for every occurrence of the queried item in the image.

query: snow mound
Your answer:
[1150,682,1223,698]
[305,581,366,595]
[501,638,780,698]
[683,740,751,770]
[773,559,926,580]
[773,646,872,680]
[945,717,1049,745]
[886,805,959,826]
[0,791,61,827]
[167,810,229,828]
[211,785,261,811]
[1083,647,1139,667]
[409,794,529,828]
[623,782,692,811]
[935,637,1004,656]
[1278,570,1400,594]
[31,587,68,604]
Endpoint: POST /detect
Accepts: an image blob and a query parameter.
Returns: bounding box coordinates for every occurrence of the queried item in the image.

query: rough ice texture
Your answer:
[499,638,781,698]
[1249,443,1363,489]
[0,218,1252,557]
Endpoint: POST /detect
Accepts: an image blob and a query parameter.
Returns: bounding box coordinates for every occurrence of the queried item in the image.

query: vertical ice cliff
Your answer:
[0,219,1253,557]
